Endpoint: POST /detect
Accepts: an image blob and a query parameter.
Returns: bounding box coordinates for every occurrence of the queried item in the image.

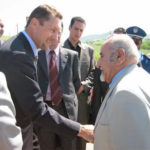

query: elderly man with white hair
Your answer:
[94,34,150,150]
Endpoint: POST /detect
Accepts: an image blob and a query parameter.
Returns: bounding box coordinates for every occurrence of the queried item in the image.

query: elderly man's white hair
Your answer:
[105,34,140,63]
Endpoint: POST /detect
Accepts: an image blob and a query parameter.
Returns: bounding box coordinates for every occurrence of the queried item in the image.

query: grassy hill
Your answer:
[81,32,111,42]
[84,38,150,61]
[2,35,11,41]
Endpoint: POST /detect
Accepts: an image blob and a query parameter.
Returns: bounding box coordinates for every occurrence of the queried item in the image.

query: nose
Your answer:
[76,29,82,36]
[52,32,60,39]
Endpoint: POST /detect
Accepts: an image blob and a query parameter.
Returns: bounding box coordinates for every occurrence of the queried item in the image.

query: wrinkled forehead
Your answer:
[101,41,112,53]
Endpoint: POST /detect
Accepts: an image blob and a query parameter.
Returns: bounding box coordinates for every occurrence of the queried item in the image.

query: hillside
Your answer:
[82,33,150,61]
[81,32,150,42]
[81,32,111,42]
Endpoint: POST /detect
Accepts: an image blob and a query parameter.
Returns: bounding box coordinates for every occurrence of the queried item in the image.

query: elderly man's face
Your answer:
[97,43,118,83]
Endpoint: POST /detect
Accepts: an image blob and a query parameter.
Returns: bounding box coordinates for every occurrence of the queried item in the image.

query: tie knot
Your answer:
[49,50,55,55]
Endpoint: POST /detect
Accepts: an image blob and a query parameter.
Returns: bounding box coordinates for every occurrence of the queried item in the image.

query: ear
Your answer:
[30,18,38,26]
[116,48,126,64]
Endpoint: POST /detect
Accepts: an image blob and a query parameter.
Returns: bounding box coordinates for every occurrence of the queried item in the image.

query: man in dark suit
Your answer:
[0,5,94,150]
[89,68,108,124]
[36,22,81,149]
[63,16,95,150]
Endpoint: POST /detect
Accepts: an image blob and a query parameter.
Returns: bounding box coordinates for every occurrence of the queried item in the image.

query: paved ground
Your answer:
[86,143,93,150]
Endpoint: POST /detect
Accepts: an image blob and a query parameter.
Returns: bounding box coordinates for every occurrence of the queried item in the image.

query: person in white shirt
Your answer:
[0,71,23,150]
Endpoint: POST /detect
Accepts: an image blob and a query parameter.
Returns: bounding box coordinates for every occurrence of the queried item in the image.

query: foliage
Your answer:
[2,35,11,41]
[86,39,150,61]
[86,40,104,61]
[141,40,150,50]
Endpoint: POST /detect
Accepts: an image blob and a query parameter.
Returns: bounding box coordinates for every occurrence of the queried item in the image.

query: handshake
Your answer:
[78,124,94,143]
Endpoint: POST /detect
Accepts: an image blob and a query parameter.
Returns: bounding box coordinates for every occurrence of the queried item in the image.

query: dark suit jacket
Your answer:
[37,48,81,121]
[90,68,108,124]
[63,39,95,93]
[0,32,80,139]
[63,39,95,124]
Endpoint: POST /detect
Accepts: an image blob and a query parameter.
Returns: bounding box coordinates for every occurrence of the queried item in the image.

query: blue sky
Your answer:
[0,0,149,41]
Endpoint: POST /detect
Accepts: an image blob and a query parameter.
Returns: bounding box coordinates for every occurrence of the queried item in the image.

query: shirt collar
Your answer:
[109,64,134,89]
[67,38,81,49]
[45,45,60,57]
[22,30,38,57]
[139,50,143,61]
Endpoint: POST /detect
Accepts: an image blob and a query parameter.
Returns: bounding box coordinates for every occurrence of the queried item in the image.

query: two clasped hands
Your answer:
[78,124,94,143]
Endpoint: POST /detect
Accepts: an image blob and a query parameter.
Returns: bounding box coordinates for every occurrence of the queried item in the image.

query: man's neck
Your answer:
[68,38,78,48]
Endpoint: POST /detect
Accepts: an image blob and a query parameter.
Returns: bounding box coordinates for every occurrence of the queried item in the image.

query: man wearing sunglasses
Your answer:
[126,26,150,73]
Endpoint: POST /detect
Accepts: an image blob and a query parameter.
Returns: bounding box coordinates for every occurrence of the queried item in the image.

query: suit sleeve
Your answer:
[109,90,150,150]
[4,52,80,139]
[0,72,23,150]
[72,52,81,92]
[81,47,96,93]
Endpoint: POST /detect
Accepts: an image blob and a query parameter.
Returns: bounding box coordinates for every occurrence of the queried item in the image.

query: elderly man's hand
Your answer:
[77,124,94,143]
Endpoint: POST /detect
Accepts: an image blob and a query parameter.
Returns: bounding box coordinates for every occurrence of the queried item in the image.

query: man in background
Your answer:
[113,27,126,34]
[126,26,150,73]
[36,19,81,149]
[89,68,108,124]
[63,16,95,150]
[94,34,150,150]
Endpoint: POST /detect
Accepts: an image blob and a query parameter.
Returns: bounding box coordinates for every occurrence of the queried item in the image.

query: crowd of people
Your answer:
[0,4,150,150]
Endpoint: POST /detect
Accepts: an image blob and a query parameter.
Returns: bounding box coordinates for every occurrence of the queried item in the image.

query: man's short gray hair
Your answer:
[107,34,140,62]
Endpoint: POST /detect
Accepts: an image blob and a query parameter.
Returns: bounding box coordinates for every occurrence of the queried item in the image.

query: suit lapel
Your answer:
[38,51,48,78]
[79,44,83,67]
[94,64,137,129]
[59,48,68,77]
[94,85,114,128]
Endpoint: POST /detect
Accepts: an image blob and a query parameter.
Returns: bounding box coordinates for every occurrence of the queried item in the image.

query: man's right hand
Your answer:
[77,124,94,143]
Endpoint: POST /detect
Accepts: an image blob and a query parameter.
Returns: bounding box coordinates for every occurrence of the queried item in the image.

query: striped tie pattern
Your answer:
[49,50,62,105]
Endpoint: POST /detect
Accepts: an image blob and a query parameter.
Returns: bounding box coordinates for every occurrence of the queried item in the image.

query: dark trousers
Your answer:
[76,93,90,150]
[36,100,76,150]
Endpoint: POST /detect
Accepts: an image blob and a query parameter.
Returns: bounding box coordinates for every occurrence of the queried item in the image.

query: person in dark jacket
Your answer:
[0,5,94,150]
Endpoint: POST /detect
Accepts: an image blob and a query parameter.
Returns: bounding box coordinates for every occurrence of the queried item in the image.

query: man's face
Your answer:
[34,16,62,50]
[97,43,117,83]
[69,21,85,43]
[0,20,4,37]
